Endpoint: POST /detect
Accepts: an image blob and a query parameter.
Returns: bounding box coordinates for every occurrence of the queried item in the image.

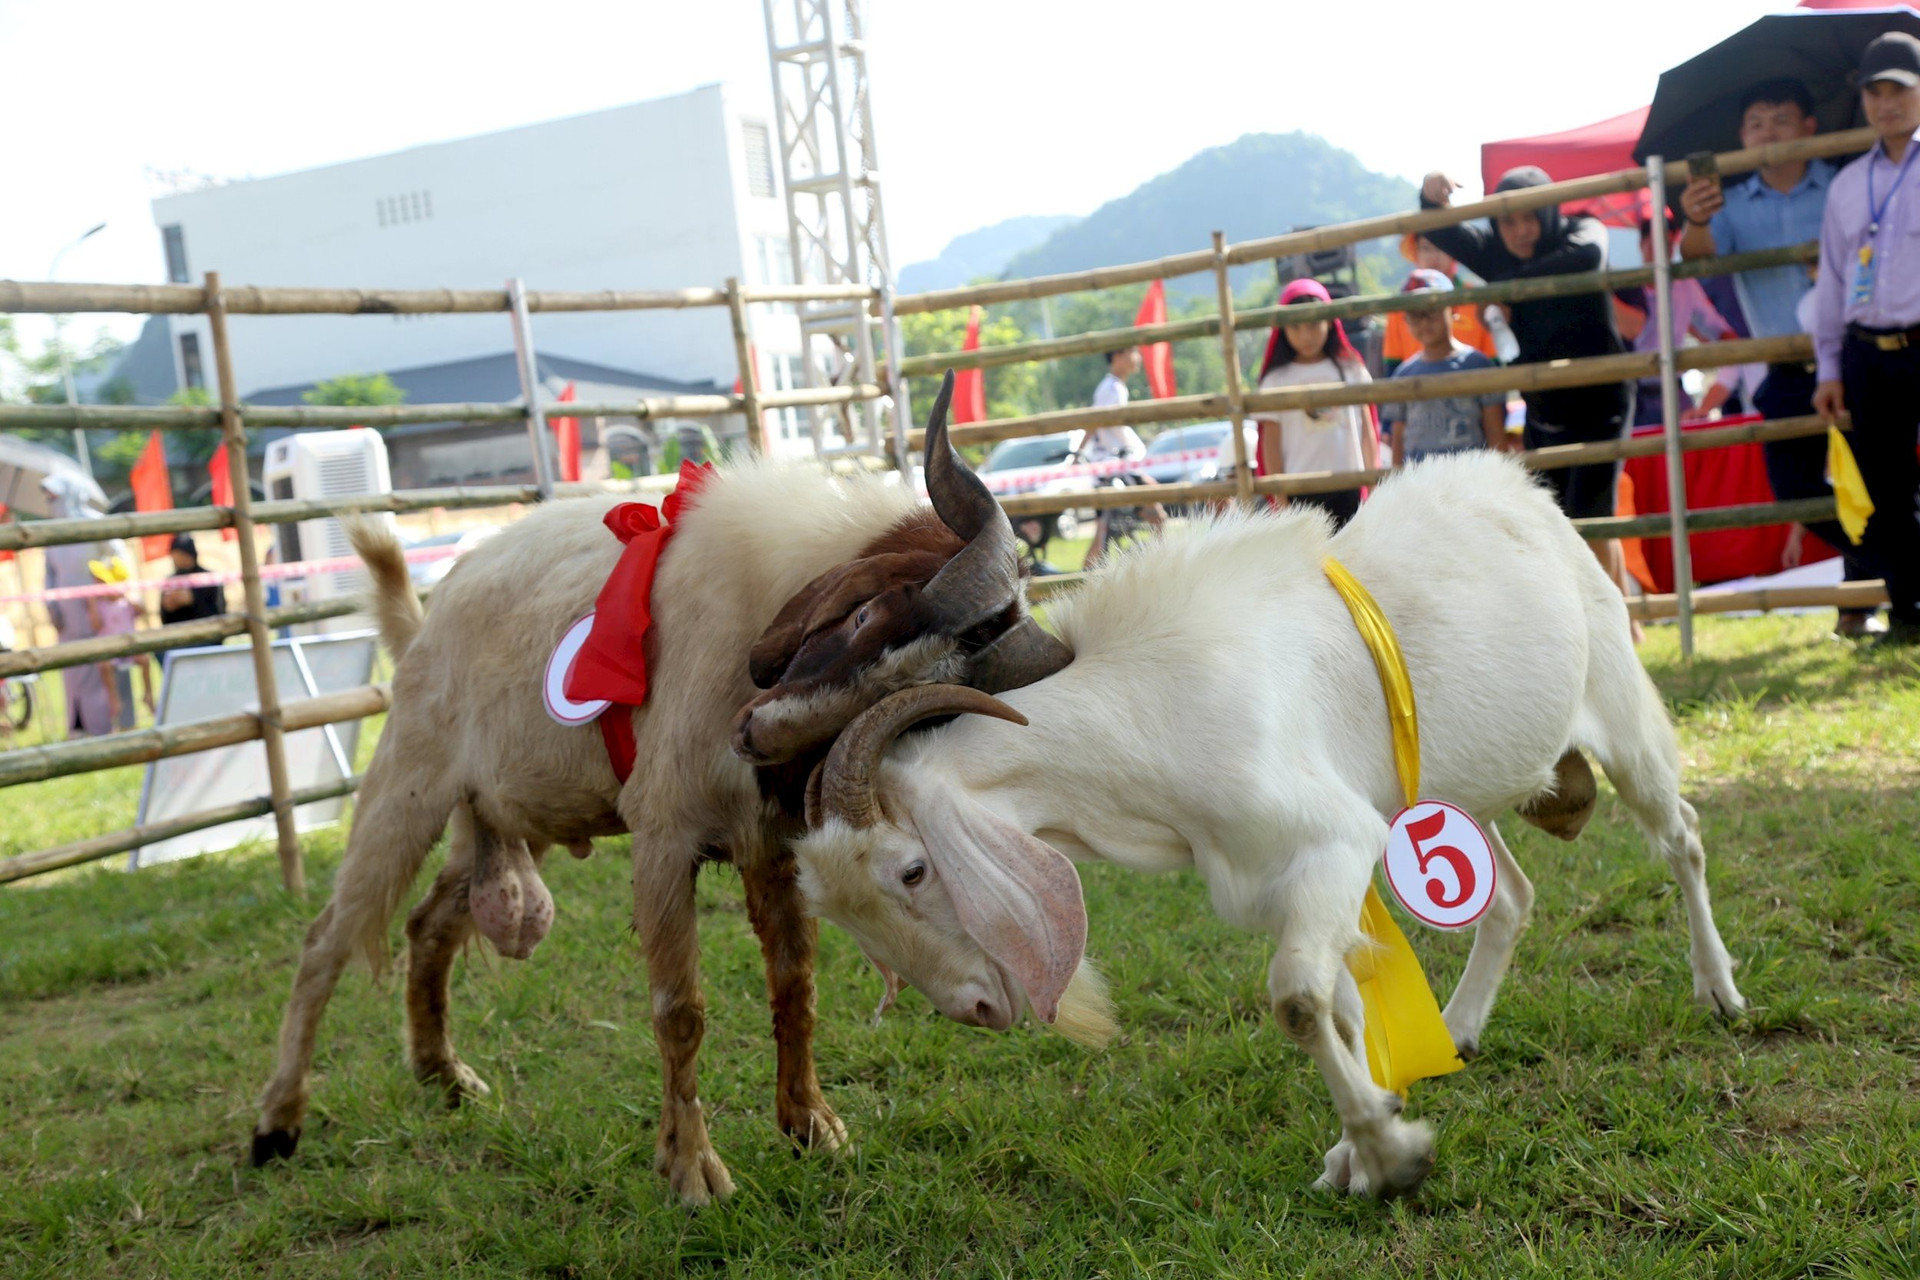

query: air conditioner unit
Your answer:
[261,429,394,635]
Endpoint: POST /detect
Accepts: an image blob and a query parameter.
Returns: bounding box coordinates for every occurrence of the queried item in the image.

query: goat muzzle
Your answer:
[816,683,1028,828]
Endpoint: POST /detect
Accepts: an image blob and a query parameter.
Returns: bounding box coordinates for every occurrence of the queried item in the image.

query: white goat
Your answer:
[794,451,1746,1198]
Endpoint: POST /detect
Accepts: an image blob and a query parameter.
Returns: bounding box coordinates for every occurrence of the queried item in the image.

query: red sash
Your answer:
[563,461,715,781]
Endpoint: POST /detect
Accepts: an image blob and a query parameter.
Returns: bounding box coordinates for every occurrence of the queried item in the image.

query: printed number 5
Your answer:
[1406,809,1474,909]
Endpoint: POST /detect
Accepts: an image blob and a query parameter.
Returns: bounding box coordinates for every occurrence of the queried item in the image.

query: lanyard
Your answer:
[1867,136,1920,238]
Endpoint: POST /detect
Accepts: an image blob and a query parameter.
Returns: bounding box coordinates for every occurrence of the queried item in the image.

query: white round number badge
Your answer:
[1381,800,1496,930]
[543,613,611,726]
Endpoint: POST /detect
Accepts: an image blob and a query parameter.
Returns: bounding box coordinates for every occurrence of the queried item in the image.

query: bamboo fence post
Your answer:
[878,283,913,475]
[725,278,767,455]
[1210,232,1256,507]
[507,278,558,501]
[204,270,303,892]
[1646,158,1695,659]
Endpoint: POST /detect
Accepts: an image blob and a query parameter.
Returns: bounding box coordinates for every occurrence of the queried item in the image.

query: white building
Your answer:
[139,83,828,479]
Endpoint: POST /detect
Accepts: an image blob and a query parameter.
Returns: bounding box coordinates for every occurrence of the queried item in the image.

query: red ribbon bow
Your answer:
[563,460,715,780]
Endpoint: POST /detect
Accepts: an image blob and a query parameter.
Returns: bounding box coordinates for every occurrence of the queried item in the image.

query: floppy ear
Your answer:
[904,781,1087,1024]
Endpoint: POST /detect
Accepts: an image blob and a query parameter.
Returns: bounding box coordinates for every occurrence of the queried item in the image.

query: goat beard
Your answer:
[1048,959,1119,1050]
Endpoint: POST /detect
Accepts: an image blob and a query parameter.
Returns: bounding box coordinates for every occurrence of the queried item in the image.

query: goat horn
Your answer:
[967,616,1074,695]
[919,369,1021,632]
[818,684,1027,829]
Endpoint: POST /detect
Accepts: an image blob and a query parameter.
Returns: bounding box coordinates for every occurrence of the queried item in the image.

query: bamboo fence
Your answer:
[0,126,1873,885]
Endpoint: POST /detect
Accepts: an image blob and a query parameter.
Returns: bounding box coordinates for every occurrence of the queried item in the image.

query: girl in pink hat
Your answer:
[1250,277,1378,526]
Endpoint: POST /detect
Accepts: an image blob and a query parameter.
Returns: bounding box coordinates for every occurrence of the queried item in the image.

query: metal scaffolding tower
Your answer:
[761,0,906,463]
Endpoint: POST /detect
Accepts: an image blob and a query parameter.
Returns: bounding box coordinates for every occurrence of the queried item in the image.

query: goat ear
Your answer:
[905,782,1087,1024]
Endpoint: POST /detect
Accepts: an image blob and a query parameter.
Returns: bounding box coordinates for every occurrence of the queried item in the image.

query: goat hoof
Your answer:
[657,1143,736,1207]
[418,1058,491,1107]
[1695,980,1748,1019]
[780,1099,848,1154]
[1454,1039,1481,1061]
[1346,1120,1436,1201]
[250,1126,300,1166]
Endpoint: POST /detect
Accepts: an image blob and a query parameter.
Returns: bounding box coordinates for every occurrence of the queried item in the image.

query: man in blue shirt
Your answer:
[1678,77,1873,637]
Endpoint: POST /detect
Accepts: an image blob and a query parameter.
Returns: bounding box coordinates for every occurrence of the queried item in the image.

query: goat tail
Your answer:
[345,516,423,661]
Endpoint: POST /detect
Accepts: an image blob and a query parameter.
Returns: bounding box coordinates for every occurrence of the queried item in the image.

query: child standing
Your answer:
[87,556,157,725]
[1251,277,1375,527]
[1381,270,1511,467]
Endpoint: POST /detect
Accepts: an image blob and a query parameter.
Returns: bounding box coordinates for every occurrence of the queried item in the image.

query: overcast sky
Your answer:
[4,0,1788,348]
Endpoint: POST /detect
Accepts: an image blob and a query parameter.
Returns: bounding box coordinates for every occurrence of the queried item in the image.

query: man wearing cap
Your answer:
[1380,270,1512,467]
[158,533,227,627]
[1810,32,1920,646]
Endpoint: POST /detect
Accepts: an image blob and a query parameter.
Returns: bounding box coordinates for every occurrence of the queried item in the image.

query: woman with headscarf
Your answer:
[1417,166,1640,632]
[38,472,133,736]
[1250,277,1377,528]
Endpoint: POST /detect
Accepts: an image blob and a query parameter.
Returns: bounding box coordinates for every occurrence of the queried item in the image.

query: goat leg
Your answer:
[467,809,554,961]
[740,843,847,1153]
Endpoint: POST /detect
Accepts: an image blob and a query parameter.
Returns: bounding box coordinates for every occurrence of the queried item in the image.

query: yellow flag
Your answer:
[1827,427,1873,546]
[1323,557,1464,1095]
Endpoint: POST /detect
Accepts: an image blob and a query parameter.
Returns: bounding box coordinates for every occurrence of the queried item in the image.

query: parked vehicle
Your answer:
[979,431,1089,549]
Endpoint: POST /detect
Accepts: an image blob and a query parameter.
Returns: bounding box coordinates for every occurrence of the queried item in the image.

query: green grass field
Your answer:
[2,616,1917,1278]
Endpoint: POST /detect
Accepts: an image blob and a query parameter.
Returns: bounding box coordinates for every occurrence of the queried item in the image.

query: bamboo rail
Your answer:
[0,387,881,434]
[1628,580,1888,622]
[908,334,1809,453]
[889,129,1872,317]
[898,244,1817,378]
[0,683,391,789]
[0,592,424,680]
[1032,570,1884,617]
[1211,231,1255,506]
[0,280,876,316]
[208,271,303,892]
[0,776,363,885]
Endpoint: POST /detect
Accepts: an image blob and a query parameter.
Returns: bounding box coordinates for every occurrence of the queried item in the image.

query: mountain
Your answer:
[1001,132,1416,295]
[896,214,1080,293]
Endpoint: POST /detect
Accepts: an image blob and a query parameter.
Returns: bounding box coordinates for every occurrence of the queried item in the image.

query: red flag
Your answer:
[952,306,988,425]
[131,431,175,561]
[551,381,581,483]
[1134,280,1177,399]
[209,442,237,542]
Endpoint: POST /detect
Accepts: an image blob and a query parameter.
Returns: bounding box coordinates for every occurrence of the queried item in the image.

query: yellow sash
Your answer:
[1323,557,1465,1095]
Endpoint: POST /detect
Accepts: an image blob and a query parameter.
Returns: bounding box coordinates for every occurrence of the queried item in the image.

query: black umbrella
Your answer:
[1633,6,1920,164]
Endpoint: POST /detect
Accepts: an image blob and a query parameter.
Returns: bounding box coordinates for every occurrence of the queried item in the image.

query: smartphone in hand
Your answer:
[1686,151,1721,190]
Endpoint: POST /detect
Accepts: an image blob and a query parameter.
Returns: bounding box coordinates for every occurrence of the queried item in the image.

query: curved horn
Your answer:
[919,368,1021,632]
[967,616,1074,695]
[923,369,996,541]
[818,684,1027,829]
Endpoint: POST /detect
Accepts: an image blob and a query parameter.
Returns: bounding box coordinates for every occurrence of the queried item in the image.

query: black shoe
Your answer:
[1869,619,1920,649]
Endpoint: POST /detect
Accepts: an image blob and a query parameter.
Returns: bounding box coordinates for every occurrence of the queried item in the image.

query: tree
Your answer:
[898,305,1042,425]
[302,372,406,407]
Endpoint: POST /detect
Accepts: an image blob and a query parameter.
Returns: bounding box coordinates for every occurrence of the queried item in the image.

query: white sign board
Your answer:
[132,632,378,868]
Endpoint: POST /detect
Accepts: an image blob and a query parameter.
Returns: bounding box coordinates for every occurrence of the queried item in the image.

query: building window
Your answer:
[179,332,204,390]
[741,120,776,199]
[376,190,435,227]
[771,352,804,441]
[162,225,190,284]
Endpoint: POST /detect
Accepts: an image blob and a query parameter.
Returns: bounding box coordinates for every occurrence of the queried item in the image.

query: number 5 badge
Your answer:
[1381,801,1497,930]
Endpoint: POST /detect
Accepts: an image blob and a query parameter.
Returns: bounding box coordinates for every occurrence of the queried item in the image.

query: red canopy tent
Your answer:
[1480,106,1650,228]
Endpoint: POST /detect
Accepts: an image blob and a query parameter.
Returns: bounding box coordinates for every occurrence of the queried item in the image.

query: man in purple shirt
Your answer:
[1812,32,1920,646]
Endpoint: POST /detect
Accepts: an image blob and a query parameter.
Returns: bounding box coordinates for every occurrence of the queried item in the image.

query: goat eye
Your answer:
[900,862,926,887]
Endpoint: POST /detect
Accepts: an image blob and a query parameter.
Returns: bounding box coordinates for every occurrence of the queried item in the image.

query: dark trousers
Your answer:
[1754,363,1878,588]
[1841,334,1920,624]
[1292,489,1361,529]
